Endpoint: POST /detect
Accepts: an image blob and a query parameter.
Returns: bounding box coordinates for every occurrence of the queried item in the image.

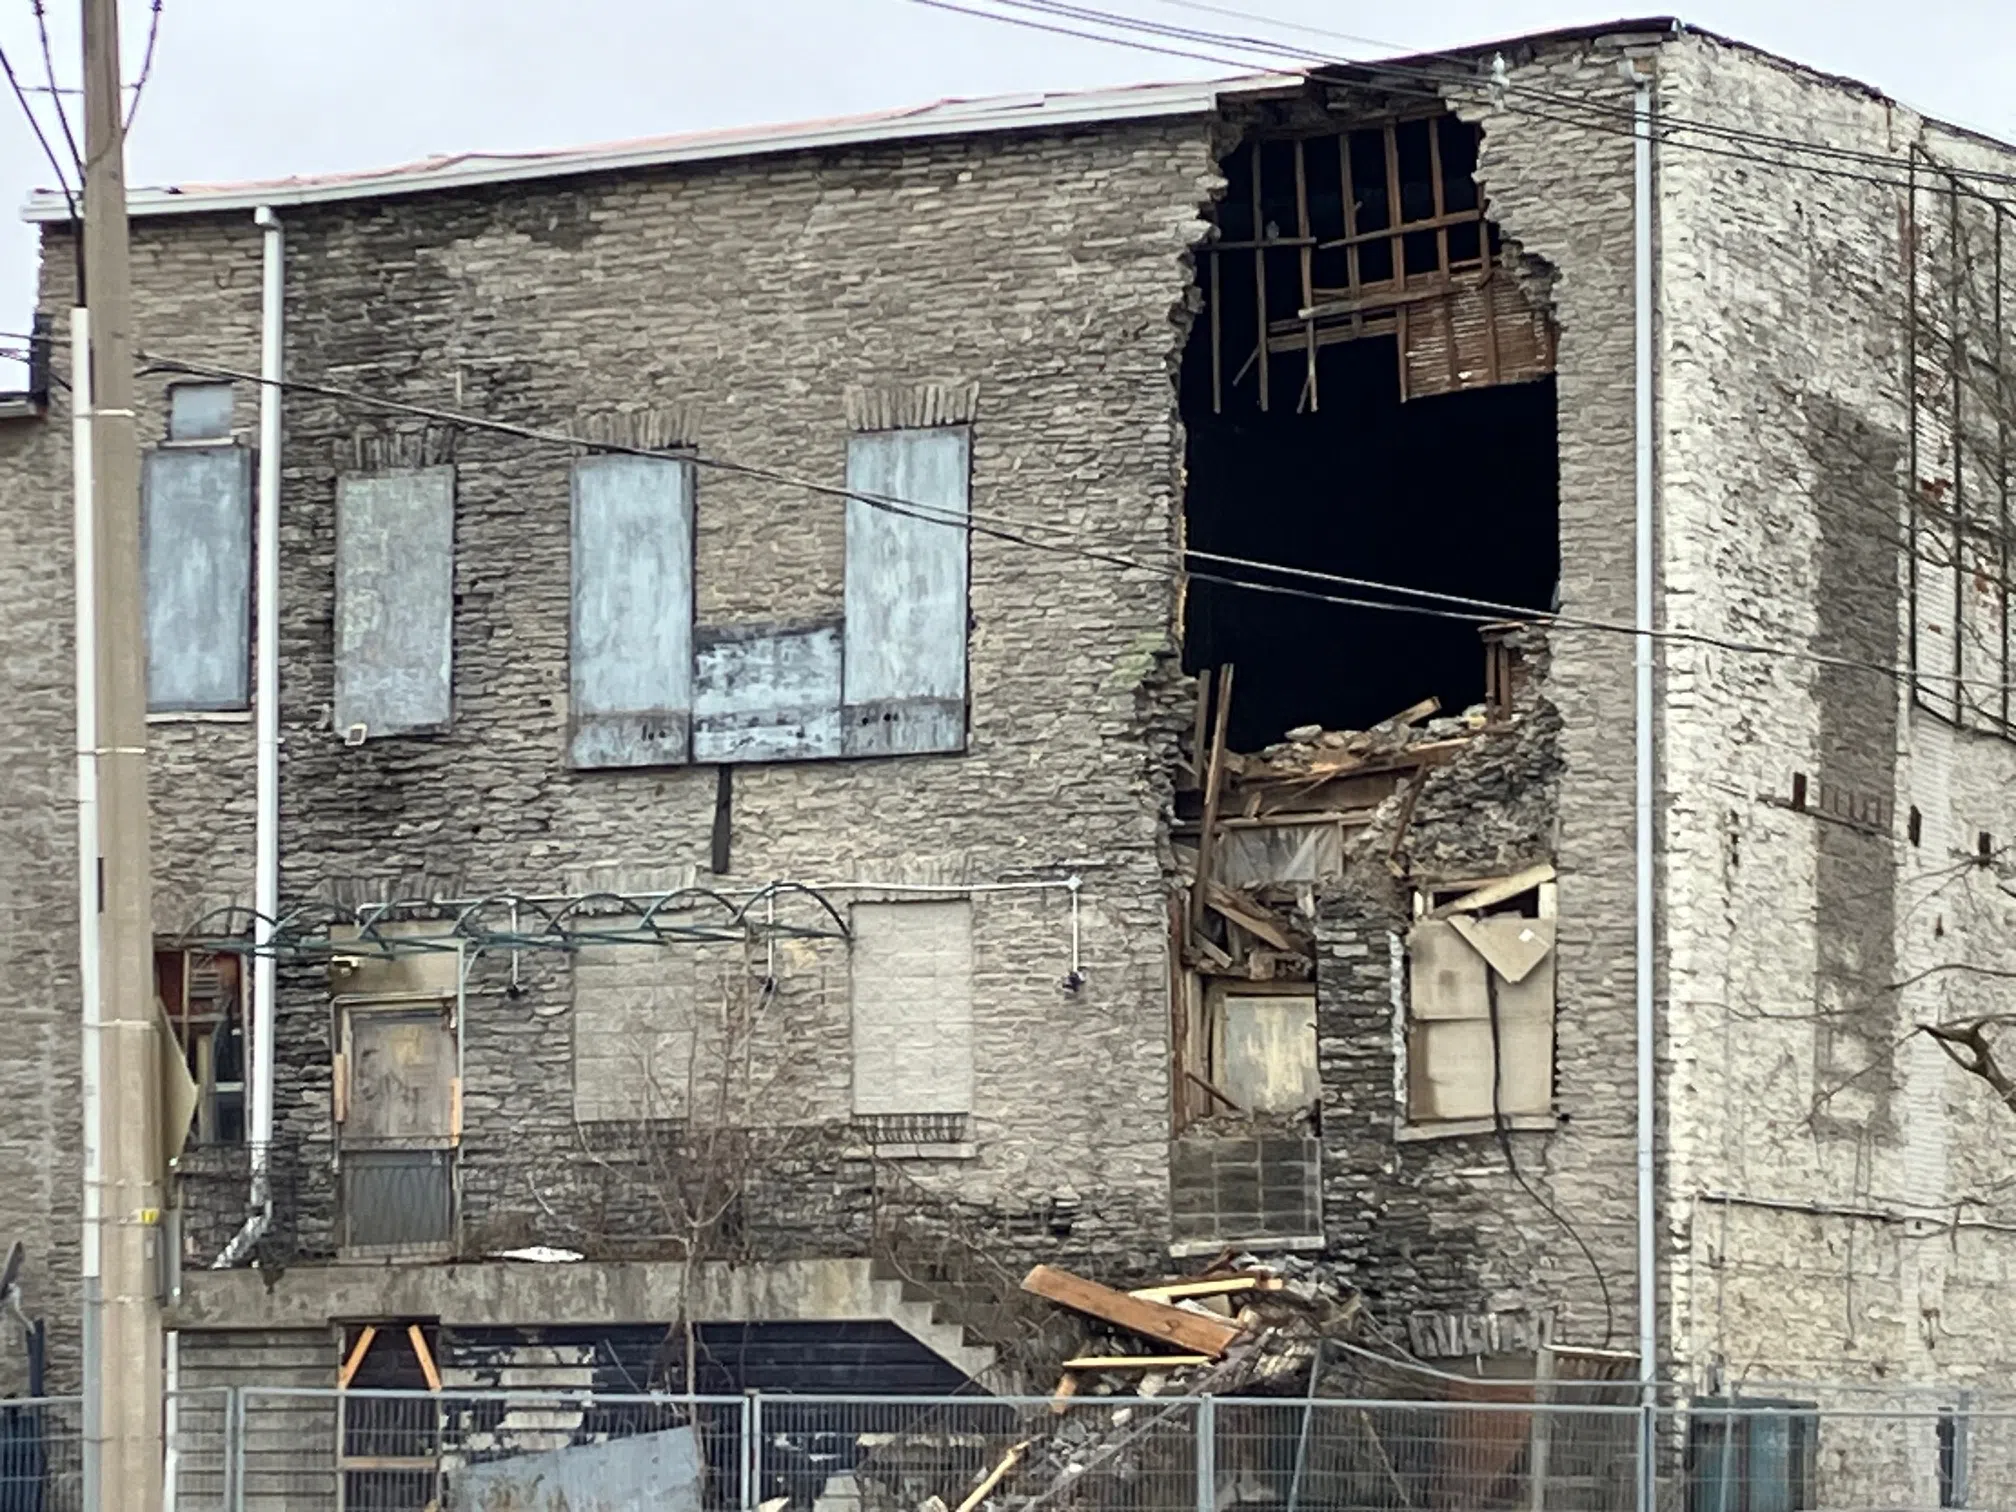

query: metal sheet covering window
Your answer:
[570,454,695,768]
[842,428,971,756]
[335,467,456,739]
[850,900,974,1119]
[142,444,253,711]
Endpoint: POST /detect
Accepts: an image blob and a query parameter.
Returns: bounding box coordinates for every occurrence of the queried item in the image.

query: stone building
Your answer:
[3,15,2016,1470]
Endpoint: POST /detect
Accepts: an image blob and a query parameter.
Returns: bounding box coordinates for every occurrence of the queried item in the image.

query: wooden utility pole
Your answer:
[80,0,165,1506]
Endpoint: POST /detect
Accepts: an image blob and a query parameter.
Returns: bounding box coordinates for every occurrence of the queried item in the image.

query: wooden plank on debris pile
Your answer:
[955,1439,1031,1512]
[1023,1264,1244,1358]
[1431,862,1557,918]
[1130,1276,1283,1303]
[1062,1354,1213,1370]
[1205,883,1296,952]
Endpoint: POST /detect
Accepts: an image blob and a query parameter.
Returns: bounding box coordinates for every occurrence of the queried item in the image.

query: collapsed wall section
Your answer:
[1168,53,1641,1361]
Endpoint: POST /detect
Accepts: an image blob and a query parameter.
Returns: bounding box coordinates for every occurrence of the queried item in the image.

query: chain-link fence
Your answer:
[143,1387,2016,1512]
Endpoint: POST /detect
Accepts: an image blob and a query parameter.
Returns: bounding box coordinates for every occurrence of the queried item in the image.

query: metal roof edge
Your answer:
[21,72,1296,224]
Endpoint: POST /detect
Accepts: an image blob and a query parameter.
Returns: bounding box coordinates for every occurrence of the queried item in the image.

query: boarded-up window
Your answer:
[1406,900,1556,1126]
[850,900,973,1117]
[571,946,700,1123]
[335,468,455,739]
[842,429,970,756]
[571,455,695,768]
[1217,990,1318,1114]
[142,445,252,711]
[693,619,843,763]
[166,381,233,442]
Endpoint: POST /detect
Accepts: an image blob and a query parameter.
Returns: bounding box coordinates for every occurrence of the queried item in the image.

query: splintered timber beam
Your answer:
[1130,1275,1283,1303]
[1022,1265,1244,1358]
[955,1439,1032,1512]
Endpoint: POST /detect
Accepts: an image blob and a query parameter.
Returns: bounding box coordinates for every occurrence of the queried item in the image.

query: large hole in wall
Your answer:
[1180,115,1560,751]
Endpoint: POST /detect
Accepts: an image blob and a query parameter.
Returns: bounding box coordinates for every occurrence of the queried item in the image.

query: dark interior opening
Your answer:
[1180,123,1561,752]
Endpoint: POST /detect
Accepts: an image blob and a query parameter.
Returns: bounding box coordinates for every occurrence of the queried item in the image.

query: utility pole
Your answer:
[80,0,165,1506]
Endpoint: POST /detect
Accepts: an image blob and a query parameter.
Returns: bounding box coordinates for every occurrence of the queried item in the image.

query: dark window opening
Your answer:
[155,947,248,1146]
[1183,118,1558,748]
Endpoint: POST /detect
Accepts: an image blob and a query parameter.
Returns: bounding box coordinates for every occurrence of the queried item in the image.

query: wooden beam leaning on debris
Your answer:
[954,1439,1032,1512]
[1022,1264,1244,1357]
[1062,1354,1213,1369]
[1203,882,1296,952]
[1129,1275,1283,1304]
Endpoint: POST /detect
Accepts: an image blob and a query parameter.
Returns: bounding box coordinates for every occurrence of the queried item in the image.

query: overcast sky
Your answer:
[4,0,2014,382]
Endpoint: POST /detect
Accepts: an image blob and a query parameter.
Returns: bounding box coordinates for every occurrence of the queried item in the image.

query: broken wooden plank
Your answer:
[1190,664,1235,935]
[955,1439,1031,1512]
[1187,667,1213,794]
[1062,1354,1213,1370]
[1130,1275,1283,1303]
[1205,882,1296,952]
[1430,862,1557,918]
[1049,1373,1080,1414]
[1183,1068,1244,1113]
[1190,935,1235,970]
[1022,1264,1244,1358]
[1379,695,1441,730]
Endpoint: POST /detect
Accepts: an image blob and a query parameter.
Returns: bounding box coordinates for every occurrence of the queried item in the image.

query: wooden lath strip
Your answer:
[338,1325,378,1390]
[1251,140,1269,412]
[1295,138,1317,413]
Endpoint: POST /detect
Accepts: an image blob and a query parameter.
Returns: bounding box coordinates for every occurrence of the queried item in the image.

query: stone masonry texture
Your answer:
[21,119,1223,1380]
[10,26,2016,1398]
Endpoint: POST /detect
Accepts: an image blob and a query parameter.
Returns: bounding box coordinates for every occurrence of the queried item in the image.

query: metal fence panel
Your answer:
[0,1396,83,1512]
[158,1391,2016,1512]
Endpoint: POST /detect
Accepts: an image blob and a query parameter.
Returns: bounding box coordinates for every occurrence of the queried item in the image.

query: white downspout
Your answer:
[216,205,283,1267]
[1627,59,1658,1512]
[72,305,102,1512]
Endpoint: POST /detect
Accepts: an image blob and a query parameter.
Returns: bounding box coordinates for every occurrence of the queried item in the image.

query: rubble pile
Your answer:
[1182,695,1490,987]
[885,1258,1367,1512]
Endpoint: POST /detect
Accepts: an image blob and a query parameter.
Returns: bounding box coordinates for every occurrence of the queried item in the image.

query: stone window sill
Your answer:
[1169,1234,1324,1260]
[845,1141,977,1161]
[147,710,253,724]
[1394,1113,1558,1143]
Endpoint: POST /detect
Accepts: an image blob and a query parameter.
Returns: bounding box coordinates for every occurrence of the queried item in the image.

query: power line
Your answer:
[917,0,2016,208]
[0,39,76,210]
[29,0,82,176]
[95,340,2016,700]
[124,0,162,132]
[0,35,83,299]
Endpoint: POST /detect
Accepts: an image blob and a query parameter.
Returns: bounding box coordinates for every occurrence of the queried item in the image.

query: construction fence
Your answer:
[70,1387,2005,1512]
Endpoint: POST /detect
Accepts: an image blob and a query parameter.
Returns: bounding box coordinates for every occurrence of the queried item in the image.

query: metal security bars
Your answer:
[140,1387,2016,1512]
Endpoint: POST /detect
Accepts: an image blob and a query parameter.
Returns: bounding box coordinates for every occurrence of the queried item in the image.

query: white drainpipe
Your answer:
[72,305,102,1512]
[1627,58,1659,1512]
[216,205,284,1267]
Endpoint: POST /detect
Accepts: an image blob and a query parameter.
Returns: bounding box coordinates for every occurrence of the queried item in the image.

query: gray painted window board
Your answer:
[335,467,456,738]
[142,444,252,712]
[570,454,695,768]
[842,428,970,757]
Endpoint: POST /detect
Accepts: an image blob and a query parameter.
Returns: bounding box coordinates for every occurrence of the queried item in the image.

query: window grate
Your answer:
[853,1113,970,1146]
